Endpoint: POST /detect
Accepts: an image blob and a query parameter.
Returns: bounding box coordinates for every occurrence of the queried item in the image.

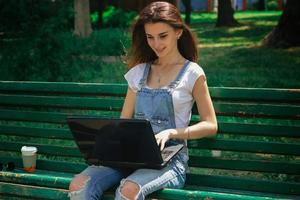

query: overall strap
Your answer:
[138,62,151,89]
[168,60,190,92]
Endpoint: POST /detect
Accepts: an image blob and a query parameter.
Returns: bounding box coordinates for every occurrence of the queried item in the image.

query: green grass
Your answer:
[190,11,300,88]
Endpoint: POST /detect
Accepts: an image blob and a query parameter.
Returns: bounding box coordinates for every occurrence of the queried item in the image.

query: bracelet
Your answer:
[187,127,190,140]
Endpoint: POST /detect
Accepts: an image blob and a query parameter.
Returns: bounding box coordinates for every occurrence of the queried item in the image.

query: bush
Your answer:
[267,0,278,10]
[251,0,278,11]
[0,0,73,34]
[103,6,137,28]
[3,28,130,82]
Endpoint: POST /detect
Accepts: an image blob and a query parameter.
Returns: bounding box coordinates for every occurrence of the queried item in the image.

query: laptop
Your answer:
[67,117,184,169]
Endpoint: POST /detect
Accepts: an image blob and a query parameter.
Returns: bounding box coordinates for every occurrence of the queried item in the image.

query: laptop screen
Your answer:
[67,117,164,167]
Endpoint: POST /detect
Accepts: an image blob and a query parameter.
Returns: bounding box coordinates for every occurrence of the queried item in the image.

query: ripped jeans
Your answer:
[68,151,188,200]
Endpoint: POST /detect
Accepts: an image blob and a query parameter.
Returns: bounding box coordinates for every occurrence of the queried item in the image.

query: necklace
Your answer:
[154,57,184,84]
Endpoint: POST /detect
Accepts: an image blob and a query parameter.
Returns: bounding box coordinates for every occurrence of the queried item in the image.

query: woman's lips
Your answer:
[155,47,165,54]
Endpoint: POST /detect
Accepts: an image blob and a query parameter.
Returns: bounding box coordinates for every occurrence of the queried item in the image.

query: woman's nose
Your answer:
[153,38,161,48]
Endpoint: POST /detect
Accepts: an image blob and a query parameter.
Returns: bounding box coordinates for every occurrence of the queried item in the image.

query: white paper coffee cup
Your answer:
[21,146,37,172]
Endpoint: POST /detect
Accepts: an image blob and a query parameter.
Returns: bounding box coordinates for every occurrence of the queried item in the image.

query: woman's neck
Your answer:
[155,51,184,66]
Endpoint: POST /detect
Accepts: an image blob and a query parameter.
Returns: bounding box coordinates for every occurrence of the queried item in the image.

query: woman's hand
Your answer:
[155,129,175,151]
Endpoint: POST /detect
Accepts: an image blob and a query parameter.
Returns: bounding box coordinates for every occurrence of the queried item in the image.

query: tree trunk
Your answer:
[216,0,239,27]
[182,0,191,25]
[262,0,300,48]
[74,0,92,37]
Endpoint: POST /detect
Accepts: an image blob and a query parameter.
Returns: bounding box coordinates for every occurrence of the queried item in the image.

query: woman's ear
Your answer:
[176,29,183,39]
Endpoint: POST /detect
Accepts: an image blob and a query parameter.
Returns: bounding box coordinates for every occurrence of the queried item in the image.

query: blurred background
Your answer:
[0,0,299,88]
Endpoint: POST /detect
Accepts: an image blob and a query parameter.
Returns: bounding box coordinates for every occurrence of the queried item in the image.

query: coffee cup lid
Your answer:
[21,146,37,155]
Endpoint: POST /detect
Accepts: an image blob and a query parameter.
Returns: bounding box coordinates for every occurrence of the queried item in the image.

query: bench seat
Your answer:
[0,81,299,199]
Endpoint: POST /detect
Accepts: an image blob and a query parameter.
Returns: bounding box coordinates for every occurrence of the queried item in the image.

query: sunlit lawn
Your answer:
[188,11,300,88]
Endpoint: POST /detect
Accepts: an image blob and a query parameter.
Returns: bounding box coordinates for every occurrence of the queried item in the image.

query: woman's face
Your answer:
[144,22,182,58]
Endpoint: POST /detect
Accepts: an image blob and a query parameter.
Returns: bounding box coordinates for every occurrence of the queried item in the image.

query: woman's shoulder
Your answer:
[187,61,205,76]
[124,63,148,92]
[126,63,147,75]
[181,61,206,92]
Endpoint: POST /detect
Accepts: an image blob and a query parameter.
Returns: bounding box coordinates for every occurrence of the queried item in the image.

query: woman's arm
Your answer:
[186,75,218,139]
[155,76,218,150]
[120,87,136,119]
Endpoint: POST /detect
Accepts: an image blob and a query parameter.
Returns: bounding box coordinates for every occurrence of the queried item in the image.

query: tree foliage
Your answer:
[0,0,73,35]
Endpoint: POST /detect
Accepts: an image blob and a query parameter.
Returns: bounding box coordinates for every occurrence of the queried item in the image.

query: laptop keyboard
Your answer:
[161,149,173,161]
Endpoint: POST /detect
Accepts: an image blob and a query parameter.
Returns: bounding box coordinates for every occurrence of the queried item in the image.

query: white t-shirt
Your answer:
[124,61,205,128]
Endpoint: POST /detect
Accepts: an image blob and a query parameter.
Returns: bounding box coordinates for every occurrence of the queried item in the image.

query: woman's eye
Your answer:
[160,35,167,39]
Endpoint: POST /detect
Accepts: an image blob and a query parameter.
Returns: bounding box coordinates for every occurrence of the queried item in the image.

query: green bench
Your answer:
[0,81,299,199]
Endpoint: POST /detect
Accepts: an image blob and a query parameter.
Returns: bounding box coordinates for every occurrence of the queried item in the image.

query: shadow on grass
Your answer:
[201,45,300,88]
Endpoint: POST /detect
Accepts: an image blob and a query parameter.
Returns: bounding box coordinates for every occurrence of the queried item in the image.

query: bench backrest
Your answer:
[0,81,299,195]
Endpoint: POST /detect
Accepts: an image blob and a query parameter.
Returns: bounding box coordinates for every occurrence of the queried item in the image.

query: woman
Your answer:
[69,2,217,200]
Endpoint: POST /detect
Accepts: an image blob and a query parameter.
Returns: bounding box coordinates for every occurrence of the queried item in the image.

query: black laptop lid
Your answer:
[67,117,164,167]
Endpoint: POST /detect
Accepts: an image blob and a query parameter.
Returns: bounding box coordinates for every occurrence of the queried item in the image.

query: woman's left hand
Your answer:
[155,129,175,151]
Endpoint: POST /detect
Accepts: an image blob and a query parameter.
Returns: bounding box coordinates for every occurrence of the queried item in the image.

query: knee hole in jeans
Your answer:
[69,175,90,192]
[120,180,141,200]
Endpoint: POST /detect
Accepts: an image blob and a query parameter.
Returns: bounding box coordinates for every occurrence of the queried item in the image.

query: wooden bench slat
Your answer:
[151,187,292,200]
[0,125,72,139]
[0,170,72,189]
[0,142,81,157]
[210,87,300,102]
[0,81,127,95]
[188,156,300,174]
[186,174,300,195]
[0,182,69,200]
[183,185,298,199]
[2,94,300,118]
[1,109,298,138]
[213,102,300,119]
[218,122,300,137]
[1,81,299,102]
[0,94,124,110]
[188,139,300,155]
[0,109,68,123]
[0,109,120,123]
[1,156,86,174]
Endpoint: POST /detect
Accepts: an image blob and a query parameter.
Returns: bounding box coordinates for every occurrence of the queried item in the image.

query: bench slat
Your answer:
[0,81,127,95]
[218,122,300,137]
[0,182,69,200]
[188,156,300,174]
[0,141,81,157]
[186,174,300,195]
[0,94,124,110]
[188,139,300,155]
[210,87,300,102]
[0,125,72,139]
[1,81,299,102]
[151,187,293,200]
[213,102,300,118]
[0,109,120,123]
[1,109,298,138]
[1,156,86,174]
[1,94,300,118]
[0,170,72,189]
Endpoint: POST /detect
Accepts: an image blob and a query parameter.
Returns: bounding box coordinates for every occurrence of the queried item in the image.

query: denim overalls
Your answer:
[69,61,190,200]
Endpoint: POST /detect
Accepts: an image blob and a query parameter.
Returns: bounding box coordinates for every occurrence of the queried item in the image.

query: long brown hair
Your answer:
[126,1,198,68]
